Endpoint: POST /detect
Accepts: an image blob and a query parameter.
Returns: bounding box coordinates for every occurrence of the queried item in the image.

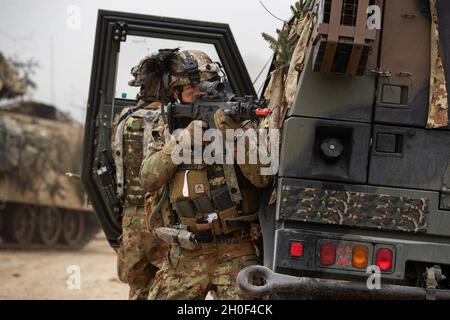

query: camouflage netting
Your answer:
[426,0,449,128]
[0,109,84,202]
[262,0,314,132]
[257,1,315,205]
[0,52,26,100]
[3,101,74,122]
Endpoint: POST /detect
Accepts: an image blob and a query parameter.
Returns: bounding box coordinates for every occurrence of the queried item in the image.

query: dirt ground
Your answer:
[0,234,128,300]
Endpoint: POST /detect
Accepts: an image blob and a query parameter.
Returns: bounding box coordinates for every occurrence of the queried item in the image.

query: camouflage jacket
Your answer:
[140,114,273,227]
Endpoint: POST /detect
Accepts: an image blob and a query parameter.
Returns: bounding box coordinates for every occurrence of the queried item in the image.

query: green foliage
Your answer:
[290,0,313,20]
[262,28,297,69]
[262,0,312,70]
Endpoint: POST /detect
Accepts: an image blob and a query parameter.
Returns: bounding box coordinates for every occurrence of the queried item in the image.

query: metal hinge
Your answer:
[368,68,392,77]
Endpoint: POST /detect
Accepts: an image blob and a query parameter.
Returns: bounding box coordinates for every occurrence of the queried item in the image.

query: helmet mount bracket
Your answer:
[183,51,200,84]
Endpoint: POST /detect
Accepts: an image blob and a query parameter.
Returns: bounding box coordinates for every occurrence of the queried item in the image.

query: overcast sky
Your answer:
[0,0,295,121]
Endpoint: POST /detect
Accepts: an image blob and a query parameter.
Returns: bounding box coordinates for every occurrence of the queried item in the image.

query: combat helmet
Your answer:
[167,50,222,89]
[128,48,180,102]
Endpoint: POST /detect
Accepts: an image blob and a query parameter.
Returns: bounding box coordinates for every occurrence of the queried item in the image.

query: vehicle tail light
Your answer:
[352,245,369,269]
[320,242,337,266]
[376,248,393,271]
[290,242,303,257]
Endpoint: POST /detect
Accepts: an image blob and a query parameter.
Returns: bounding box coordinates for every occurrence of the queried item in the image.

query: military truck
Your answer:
[236,0,450,299]
[0,55,99,249]
[83,1,450,299]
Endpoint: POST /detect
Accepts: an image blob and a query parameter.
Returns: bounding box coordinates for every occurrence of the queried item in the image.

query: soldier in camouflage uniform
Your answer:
[140,50,271,300]
[112,54,171,300]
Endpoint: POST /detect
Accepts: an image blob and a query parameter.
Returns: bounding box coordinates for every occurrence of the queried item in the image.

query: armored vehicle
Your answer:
[0,102,99,249]
[83,1,450,299]
[0,55,99,249]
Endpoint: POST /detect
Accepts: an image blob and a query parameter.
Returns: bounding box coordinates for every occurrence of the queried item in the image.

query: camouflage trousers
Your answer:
[117,206,168,300]
[148,236,258,300]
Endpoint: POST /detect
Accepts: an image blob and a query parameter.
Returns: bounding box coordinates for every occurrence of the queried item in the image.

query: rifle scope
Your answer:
[199,81,225,95]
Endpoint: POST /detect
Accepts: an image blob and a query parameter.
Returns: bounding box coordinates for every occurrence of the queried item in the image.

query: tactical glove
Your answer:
[214,109,246,136]
[178,120,208,146]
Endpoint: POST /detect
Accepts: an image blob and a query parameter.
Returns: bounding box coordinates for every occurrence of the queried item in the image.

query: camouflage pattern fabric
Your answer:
[263,68,284,211]
[0,116,22,172]
[140,108,271,300]
[116,242,127,282]
[235,120,273,188]
[118,206,169,300]
[148,238,258,300]
[121,115,146,206]
[0,111,82,200]
[207,164,227,190]
[279,186,429,233]
[112,102,164,200]
[141,118,272,193]
[169,50,219,88]
[284,11,314,109]
[128,49,180,103]
[263,10,313,131]
[427,0,449,128]
[112,103,169,299]
[264,68,285,131]
[140,138,178,193]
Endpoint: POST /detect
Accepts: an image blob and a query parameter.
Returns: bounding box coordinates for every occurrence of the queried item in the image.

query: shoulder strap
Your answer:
[113,103,155,196]
[117,103,147,125]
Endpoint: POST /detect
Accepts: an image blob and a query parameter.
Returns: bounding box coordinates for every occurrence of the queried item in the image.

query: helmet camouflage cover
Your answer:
[168,50,220,88]
[128,48,179,102]
[128,49,220,101]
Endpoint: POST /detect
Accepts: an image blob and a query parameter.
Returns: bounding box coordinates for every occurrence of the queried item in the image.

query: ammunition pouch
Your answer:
[195,220,214,243]
[240,188,259,215]
[193,194,215,214]
[174,196,258,239]
[170,169,259,242]
[223,213,258,228]
[173,199,195,218]
[170,168,210,203]
[217,207,241,234]
[179,217,197,233]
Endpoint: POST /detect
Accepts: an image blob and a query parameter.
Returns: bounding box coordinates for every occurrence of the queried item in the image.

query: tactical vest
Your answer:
[113,106,163,207]
[169,161,259,241]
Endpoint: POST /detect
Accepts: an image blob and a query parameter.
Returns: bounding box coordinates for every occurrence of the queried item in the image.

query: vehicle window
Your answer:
[115,35,223,100]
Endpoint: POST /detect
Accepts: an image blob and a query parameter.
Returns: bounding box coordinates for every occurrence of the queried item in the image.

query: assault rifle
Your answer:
[167,81,270,132]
